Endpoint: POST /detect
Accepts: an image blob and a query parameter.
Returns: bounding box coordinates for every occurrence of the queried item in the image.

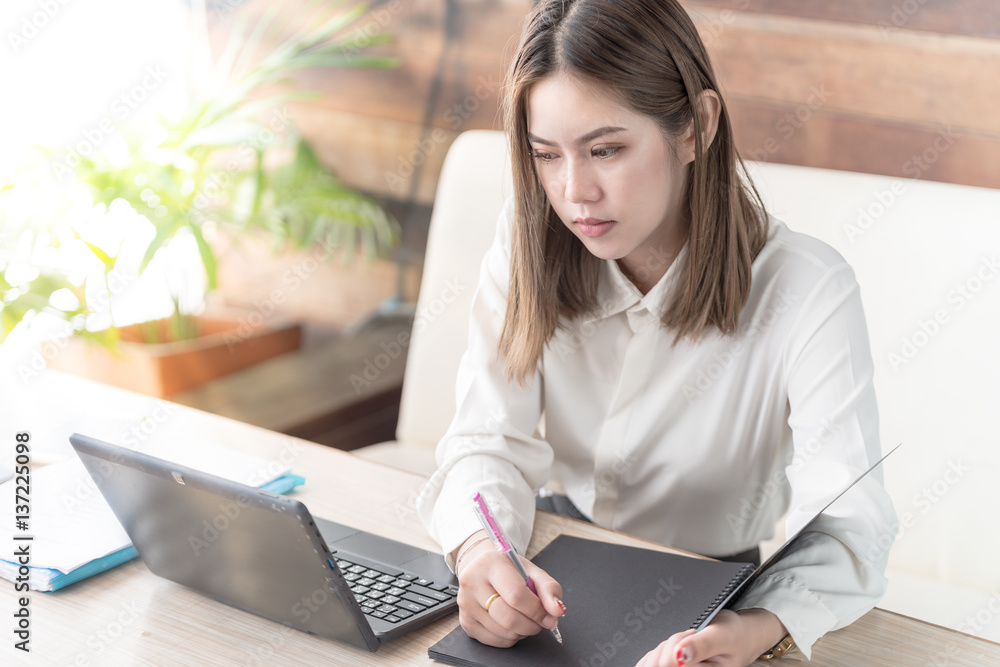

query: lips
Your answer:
[574,217,617,238]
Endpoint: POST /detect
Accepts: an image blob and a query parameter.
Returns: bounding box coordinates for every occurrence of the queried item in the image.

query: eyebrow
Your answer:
[527,126,627,147]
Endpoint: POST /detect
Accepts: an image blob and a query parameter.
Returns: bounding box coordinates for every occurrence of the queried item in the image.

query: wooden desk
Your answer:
[2,371,998,666]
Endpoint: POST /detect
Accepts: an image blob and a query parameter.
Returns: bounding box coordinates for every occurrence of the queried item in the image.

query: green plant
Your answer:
[1,1,399,345]
[0,172,122,347]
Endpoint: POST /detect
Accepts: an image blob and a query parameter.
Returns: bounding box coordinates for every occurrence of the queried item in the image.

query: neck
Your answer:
[617,228,688,295]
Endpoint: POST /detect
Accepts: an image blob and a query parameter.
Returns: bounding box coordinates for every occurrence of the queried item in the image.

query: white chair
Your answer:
[355,129,1000,642]
[355,130,512,477]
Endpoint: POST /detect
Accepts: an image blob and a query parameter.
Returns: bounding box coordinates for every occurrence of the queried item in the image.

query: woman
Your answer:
[416,0,897,665]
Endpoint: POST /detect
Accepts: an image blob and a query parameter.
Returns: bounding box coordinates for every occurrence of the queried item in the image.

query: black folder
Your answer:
[428,536,752,666]
[428,444,900,666]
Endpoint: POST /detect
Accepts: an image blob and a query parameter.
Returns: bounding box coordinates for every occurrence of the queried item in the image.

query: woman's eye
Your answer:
[593,146,621,159]
[532,152,557,163]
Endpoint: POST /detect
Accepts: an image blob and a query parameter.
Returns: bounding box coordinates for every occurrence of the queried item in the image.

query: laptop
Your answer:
[69,432,458,652]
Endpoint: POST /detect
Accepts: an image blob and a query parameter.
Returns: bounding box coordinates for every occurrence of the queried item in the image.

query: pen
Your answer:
[472,491,563,644]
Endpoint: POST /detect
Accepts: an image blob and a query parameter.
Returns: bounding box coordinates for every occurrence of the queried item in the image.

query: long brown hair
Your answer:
[499,0,769,384]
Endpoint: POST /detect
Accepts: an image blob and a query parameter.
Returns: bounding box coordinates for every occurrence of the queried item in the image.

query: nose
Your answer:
[563,157,600,204]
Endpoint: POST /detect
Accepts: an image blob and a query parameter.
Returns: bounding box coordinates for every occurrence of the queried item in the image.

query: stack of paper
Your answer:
[0,436,303,592]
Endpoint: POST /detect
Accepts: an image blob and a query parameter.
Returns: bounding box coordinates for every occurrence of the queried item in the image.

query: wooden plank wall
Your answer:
[205,0,519,208]
[683,0,1000,189]
[204,0,521,327]
[207,0,999,205]
[204,0,999,328]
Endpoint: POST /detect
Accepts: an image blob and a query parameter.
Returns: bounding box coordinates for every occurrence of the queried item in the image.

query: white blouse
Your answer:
[416,197,898,658]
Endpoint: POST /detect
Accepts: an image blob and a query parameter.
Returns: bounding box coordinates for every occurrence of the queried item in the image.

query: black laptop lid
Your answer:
[70,433,378,651]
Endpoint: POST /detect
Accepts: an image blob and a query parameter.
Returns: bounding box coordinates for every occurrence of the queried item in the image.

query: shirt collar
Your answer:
[582,240,690,328]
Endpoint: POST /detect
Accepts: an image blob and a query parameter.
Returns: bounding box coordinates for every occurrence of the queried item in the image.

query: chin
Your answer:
[577,237,628,262]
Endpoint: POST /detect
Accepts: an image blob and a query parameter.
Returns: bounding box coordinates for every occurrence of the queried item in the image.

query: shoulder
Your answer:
[752,217,860,306]
[746,218,872,373]
[495,195,516,244]
[741,218,867,359]
[756,217,851,278]
[485,195,516,262]
[477,195,517,292]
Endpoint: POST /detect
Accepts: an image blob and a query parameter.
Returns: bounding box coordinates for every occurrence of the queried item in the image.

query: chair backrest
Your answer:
[397,128,1000,592]
[395,130,512,449]
[743,160,1000,591]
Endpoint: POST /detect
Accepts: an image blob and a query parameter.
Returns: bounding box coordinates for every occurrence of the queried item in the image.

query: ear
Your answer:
[677,89,722,165]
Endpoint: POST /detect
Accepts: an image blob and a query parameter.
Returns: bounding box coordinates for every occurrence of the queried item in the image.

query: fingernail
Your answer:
[556,598,567,615]
[676,647,690,665]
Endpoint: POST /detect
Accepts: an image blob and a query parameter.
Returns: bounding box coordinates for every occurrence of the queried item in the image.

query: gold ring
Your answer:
[483,593,501,612]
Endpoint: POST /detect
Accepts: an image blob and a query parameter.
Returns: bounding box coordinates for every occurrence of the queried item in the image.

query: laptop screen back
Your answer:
[70,433,377,651]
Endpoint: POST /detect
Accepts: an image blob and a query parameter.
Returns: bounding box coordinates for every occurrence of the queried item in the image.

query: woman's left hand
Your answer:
[634,609,780,667]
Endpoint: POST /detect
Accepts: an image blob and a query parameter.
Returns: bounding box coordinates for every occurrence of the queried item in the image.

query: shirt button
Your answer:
[626,307,656,332]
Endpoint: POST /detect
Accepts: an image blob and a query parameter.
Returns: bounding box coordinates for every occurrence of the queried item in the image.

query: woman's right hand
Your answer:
[453,532,565,647]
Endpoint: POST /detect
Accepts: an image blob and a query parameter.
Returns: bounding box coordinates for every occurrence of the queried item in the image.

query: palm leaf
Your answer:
[83,241,116,272]
[214,14,250,86]
[232,4,283,81]
[10,1,400,343]
[187,222,218,290]
[140,219,183,272]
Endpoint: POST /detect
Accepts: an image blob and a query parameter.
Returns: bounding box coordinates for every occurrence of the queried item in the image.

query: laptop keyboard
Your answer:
[334,556,458,624]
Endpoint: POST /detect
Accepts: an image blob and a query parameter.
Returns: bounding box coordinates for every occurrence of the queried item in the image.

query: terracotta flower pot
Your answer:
[48,317,303,398]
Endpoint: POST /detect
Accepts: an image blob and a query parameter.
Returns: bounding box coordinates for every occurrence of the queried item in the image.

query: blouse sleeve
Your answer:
[732,262,899,659]
[415,197,554,571]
